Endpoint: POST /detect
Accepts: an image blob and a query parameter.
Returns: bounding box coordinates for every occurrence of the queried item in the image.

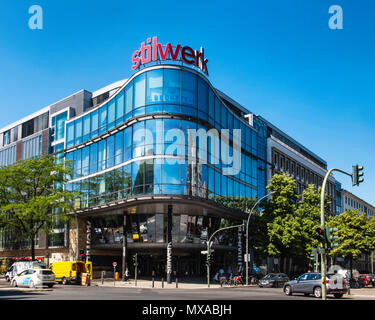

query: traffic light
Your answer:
[315,227,326,244]
[132,253,138,267]
[326,227,339,249]
[310,248,318,261]
[206,253,213,266]
[352,165,364,186]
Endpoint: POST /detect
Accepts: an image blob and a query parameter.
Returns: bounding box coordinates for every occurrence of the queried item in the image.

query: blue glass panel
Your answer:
[208,167,215,198]
[208,89,214,125]
[163,69,180,104]
[181,71,197,107]
[116,90,125,120]
[132,122,145,158]
[132,161,144,195]
[82,146,89,176]
[91,110,99,138]
[89,143,98,174]
[214,96,221,126]
[221,175,227,197]
[99,104,107,134]
[198,77,208,114]
[162,163,180,185]
[228,178,234,197]
[134,73,145,109]
[163,104,180,114]
[55,112,67,141]
[83,114,90,142]
[133,106,145,117]
[66,122,74,146]
[106,135,115,168]
[75,118,82,145]
[107,99,116,130]
[73,149,82,179]
[125,82,133,116]
[115,131,123,165]
[214,170,221,195]
[146,104,163,114]
[221,103,227,129]
[124,126,132,161]
[98,139,106,171]
[146,69,163,104]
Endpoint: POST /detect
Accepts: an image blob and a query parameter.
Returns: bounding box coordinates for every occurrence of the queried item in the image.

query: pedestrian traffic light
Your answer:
[206,253,213,266]
[326,227,339,249]
[352,165,364,186]
[315,227,326,244]
[132,253,138,266]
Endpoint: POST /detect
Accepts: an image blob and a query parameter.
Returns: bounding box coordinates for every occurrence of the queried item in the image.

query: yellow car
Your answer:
[49,261,92,285]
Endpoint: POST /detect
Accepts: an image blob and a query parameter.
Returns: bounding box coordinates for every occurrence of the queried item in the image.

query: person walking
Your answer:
[124,268,130,281]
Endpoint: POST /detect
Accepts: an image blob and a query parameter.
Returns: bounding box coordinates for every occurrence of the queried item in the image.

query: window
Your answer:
[99,105,107,134]
[134,73,146,109]
[146,69,163,104]
[107,99,116,130]
[125,82,133,117]
[197,77,208,115]
[181,71,197,106]
[116,90,125,123]
[163,69,180,104]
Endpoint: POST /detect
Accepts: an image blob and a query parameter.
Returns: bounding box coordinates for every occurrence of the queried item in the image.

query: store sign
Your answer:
[132,36,209,76]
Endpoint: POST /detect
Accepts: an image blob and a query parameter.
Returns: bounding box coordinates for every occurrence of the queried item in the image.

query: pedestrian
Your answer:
[124,268,129,281]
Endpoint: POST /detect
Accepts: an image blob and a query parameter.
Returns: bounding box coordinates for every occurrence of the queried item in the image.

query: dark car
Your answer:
[258,273,289,288]
[358,274,374,288]
[283,272,349,298]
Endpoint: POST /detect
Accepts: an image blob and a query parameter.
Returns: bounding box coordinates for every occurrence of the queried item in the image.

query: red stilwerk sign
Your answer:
[132,36,209,76]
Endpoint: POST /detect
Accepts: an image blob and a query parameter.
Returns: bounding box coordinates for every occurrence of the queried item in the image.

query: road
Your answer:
[1,279,374,300]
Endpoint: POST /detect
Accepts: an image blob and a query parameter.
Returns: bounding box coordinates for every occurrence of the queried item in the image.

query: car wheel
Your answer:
[29,280,35,289]
[314,286,322,298]
[11,280,17,287]
[62,277,68,285]
[284,285,292,296]
[334,293,343,298]
[5,276,9,282]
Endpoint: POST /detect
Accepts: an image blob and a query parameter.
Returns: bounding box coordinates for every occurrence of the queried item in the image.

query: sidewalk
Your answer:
[92,277,252,289]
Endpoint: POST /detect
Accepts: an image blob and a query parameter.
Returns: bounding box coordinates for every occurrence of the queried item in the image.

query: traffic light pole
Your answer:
[320,168,352,300]
[207,223,244,288]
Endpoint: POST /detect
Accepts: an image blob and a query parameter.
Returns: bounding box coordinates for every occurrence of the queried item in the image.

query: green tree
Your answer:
[327,210,375,274]
[0,156,78,260]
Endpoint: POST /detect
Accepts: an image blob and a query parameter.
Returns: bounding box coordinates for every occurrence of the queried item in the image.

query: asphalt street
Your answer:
[1,279,374,300]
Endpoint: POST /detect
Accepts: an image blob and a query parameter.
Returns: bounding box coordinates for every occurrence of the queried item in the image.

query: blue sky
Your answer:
[0,0,374,205]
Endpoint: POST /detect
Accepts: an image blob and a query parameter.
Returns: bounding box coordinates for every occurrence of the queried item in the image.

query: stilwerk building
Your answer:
[0,37,344,277]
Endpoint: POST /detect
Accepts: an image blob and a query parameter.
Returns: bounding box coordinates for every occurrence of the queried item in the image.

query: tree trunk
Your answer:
[31,236,35,261]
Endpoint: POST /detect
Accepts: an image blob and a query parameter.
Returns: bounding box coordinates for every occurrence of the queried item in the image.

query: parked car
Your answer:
[283,272,349,298]
[11,269,55,288]
[5,261,46,282]
[258,273,289,288]
[49,261,92,285]
[358,274,374,288]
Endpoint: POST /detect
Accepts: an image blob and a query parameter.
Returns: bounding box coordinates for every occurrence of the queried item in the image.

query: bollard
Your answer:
[152,277,155,288]
[162,277,164,288]
[101,271,105,285]
[176,277,178,288]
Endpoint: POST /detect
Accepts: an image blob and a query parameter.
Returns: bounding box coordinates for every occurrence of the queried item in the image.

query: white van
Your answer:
[5,261,47,282]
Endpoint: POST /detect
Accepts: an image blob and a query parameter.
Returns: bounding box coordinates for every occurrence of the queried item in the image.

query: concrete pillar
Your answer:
[86,219,91,262]
[237,225,243,273]
[122,211,128,280]
[167,205,173,283]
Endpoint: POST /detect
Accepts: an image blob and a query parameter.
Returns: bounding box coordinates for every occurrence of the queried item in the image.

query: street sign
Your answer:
[244,253,250,262]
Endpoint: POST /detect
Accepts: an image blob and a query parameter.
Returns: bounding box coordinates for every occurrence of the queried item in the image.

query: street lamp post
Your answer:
[207,223,244,288]
[245,191,276,286]
[320,168,352,300]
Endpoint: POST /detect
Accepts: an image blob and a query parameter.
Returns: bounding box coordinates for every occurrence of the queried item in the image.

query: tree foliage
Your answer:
[0,156,78,259]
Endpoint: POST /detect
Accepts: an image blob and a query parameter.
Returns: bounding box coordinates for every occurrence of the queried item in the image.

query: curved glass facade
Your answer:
[64,66,267,209]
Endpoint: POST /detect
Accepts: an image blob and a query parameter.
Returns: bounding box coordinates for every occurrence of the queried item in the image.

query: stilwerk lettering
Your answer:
[132,37,209,76]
